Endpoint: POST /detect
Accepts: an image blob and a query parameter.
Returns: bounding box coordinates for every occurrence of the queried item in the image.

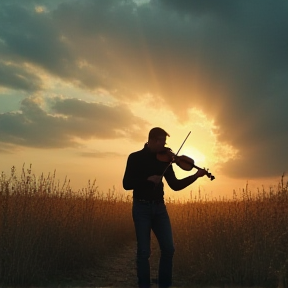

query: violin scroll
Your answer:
[195,165,215,181]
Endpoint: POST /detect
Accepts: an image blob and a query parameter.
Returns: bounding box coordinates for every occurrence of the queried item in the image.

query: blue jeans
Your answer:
[132,199,175,288]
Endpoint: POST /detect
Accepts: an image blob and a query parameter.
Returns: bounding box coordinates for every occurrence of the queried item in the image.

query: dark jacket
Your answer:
[123,144,198,200]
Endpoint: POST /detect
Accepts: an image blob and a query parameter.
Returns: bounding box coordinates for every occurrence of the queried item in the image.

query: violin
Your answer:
[157,147,215,181]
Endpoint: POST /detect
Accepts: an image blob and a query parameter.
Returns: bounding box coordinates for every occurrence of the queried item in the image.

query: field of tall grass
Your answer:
[0,165,135,285]
[169,180,288,287]
[1,165,288,287]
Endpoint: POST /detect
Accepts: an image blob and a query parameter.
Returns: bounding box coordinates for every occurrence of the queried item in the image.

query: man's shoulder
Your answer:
[128,148,145,158]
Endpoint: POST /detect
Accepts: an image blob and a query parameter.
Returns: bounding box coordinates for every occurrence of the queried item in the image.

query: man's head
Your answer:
[147,127,170,153]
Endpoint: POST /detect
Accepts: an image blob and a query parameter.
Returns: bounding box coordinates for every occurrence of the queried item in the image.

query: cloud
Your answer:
[0,62,43,92]
[155,0,288,178]
[0,2,77,85]
[80,151,124,158]
[0,97,148,148]
[0,0,287,178]
[0,142,18,154]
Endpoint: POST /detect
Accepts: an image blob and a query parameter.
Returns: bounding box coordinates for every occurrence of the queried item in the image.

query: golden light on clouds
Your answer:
[126,93,237,175]
[1,0,287,201]
[35,6,46,13]
[180,146,206,166]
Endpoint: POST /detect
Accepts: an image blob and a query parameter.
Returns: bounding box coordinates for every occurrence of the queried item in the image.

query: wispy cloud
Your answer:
[0,62,43,92]
[0,97,148,148]
[80,151,124,158]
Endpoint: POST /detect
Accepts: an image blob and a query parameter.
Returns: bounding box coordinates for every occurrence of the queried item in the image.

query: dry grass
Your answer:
[168,176,288,287]
[1,165,288,287]
[0,165,134,286]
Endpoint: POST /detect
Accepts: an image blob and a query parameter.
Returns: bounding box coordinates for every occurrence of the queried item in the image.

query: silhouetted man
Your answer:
[123,127,206,288]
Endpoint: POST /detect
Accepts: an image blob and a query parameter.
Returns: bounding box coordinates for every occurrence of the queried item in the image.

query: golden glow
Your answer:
[0,76,239,199]
[35,6,46,13]
[179,145,206,166]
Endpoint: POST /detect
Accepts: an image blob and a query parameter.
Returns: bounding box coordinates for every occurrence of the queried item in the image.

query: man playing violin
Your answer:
[123,127,207,288]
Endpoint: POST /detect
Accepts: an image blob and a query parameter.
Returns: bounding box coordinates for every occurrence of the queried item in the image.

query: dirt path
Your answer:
[81,239,159,287]
[78,236,186,287]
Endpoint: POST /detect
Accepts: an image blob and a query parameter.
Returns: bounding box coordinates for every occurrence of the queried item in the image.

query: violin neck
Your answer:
[194,164,215,181]
[193,164,200,170]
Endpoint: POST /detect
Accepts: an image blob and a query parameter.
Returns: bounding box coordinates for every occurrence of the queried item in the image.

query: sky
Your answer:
[0,0,287,199]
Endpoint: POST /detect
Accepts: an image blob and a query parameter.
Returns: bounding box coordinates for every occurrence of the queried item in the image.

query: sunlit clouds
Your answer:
[0,96,148,148]
[0,0,287,197]
[35,6,47,13]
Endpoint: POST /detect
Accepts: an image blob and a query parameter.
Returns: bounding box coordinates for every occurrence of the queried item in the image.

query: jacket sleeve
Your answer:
[164,166,200,191]
[122,154,151,190]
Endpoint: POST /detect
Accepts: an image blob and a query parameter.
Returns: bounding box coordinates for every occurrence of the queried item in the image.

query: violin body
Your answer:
[157,147,194,171]
[157,147,215,181]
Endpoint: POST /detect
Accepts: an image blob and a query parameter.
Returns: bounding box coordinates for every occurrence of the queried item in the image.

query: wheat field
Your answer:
[0,165,287,287]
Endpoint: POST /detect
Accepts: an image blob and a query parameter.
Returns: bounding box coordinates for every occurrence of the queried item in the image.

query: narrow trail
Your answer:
[79,236,187,287]
[82,238,159,287]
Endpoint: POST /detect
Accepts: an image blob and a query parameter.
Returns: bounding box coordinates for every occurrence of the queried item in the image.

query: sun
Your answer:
[179,145,206,167]
[170,145,207,179]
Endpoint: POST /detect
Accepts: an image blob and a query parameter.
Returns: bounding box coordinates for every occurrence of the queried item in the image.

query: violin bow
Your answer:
[159,131,191,179]
[158,131,215,183]
[175,132,215,180]
[175,131,191,156]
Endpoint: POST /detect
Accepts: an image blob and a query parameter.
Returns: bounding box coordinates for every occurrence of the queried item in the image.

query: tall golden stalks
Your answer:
[1,165,288,287]
[0,165,134,286]
[168,175,288,287]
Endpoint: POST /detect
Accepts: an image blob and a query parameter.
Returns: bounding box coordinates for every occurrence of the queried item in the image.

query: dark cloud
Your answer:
[0,62,42,91]
[0,97,148,148]
[0,0,287,178]
[0,2,81,87]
